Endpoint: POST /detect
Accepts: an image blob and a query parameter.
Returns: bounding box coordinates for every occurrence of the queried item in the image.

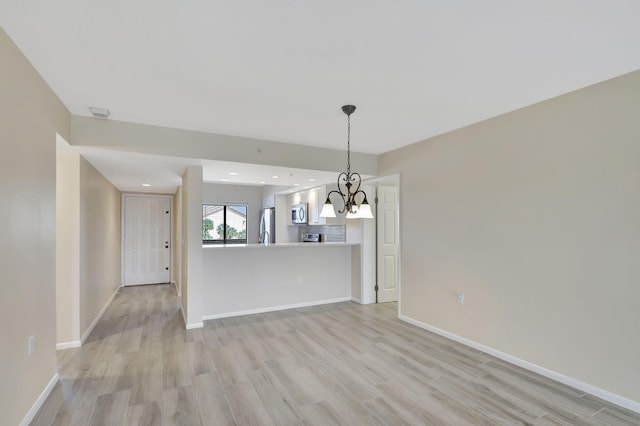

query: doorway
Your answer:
[376,184,399,303]
[357,174,400,306]
[122,194,172,286]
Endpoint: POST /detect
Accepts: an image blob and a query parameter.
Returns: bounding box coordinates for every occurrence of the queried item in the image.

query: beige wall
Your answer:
[56,150,81,345]
[378,70,640,403]
[79,157,121,336]
[0,27,70,425]
[56,152,121,346]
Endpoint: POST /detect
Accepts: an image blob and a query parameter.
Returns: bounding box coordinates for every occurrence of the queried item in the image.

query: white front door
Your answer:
[377,185,399,303]
[123,195,172,286]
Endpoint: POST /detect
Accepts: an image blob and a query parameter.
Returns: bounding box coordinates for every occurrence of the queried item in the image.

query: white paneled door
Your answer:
[123,195,171,286]
[377,185,399,303]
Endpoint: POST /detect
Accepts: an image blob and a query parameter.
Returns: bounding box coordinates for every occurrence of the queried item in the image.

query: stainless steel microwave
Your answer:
[291,203,308,224]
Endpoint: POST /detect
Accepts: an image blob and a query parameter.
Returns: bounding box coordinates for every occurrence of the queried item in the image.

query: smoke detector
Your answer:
[89,107,110,119]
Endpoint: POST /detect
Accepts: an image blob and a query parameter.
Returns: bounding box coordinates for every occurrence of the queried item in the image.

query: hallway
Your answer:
[32,284,640,425]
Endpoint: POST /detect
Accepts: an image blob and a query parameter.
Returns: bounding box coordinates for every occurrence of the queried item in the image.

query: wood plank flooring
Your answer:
[32,284,640,425]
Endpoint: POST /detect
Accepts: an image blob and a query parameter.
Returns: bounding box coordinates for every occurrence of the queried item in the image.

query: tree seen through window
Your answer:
[202,204,247,244]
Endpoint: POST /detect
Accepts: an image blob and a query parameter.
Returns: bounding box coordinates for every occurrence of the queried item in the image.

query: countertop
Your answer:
[203,242,358,249]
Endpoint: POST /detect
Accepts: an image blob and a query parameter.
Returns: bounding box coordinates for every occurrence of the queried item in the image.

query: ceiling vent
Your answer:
[89,107,110,118]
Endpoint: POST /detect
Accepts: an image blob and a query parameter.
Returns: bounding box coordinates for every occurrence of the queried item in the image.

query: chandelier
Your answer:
[319,105,373,219]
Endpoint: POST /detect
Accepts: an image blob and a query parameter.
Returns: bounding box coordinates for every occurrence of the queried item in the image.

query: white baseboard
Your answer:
[186,321,204,330]
[179,303,199,329]
[351,297,362,304]
[202,296,352,321]
[399,314,640,415]
[56,341,81,350]
[181,297,205,330]
[20,373,59,426]
[81,286,119,344]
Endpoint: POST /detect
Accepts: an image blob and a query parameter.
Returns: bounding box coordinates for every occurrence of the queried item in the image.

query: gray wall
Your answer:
[182,166,204,326]
[203,183,264,243]
[201,245,351,317]
[378,70,640,403]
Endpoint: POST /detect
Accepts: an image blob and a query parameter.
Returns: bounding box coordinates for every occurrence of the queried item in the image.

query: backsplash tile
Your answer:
[297,225,345,242]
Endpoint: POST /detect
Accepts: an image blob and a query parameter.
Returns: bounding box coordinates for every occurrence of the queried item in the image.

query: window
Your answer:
[202,204,247,244]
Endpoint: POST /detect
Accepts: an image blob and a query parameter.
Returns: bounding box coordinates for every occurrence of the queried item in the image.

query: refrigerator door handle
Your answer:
[259,214,264,243]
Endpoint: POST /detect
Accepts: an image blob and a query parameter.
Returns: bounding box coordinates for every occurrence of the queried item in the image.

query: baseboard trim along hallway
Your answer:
[20,373,59,426]
[56,285,120,351]
[55,341,81,350]
[80,286,120,344]
[399,314,640,414]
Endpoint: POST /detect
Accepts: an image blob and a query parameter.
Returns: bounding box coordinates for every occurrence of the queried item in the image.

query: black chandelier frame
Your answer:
[323,105,372,215]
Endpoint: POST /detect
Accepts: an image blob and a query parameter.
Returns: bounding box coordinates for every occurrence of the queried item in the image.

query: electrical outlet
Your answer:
[457,292,464,305]
[28,336,35,355]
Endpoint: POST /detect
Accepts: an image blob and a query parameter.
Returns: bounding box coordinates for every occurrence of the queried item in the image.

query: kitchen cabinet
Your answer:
[307,186,325,225]
[286,185,346,226]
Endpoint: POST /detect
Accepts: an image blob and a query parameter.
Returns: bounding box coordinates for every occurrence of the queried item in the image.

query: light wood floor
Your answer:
[32,284,640,425]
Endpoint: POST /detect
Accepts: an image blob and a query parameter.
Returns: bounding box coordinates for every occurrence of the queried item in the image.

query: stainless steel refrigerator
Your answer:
[258,207,276,244]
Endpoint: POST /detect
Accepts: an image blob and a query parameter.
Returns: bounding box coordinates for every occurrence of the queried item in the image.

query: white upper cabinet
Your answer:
[287,185,346,226]
[307,186,325,225]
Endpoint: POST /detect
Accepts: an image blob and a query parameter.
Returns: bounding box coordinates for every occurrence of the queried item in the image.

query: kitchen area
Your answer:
[199,181,375,322]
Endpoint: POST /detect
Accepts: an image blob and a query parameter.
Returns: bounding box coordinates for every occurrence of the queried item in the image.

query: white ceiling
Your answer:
[4,1,640,190]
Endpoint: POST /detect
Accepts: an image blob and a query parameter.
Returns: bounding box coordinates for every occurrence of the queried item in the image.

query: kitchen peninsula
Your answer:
[201,242,360,320]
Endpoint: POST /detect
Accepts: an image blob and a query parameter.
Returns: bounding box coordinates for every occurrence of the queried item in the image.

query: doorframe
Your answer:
[362,173,401,313]
[121,193,174,287]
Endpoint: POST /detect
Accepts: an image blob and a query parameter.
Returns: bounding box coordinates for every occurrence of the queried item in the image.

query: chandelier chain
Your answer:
[346,113,351,176]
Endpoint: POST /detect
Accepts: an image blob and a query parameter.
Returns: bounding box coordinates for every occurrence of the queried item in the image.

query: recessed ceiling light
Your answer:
[142,183,151,187]
[294,184,299,186]
[220,178,229,182]
[308,178,316,182]
[260,181,265,184]
[272,175,279,179]
[304,186,309,189]
[229,172,238,176]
